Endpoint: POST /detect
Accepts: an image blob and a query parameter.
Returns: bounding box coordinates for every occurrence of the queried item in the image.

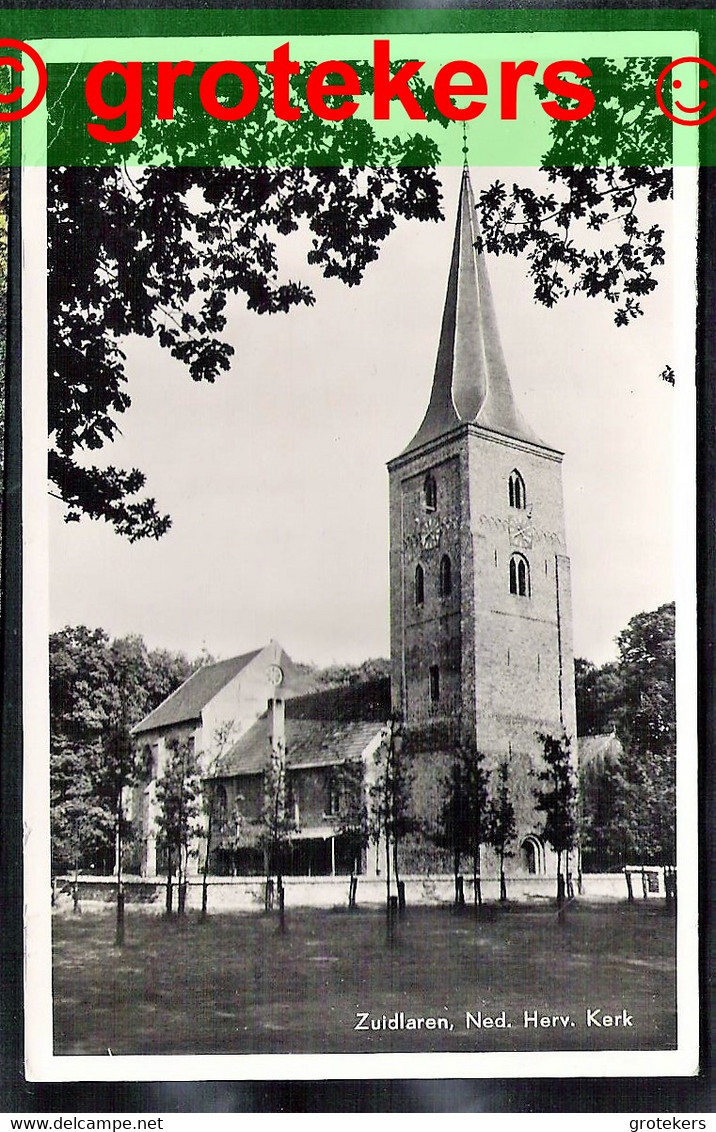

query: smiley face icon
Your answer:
[656,56,716,126]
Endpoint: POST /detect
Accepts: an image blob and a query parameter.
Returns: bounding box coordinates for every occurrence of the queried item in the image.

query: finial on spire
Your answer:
[461,122,469,166]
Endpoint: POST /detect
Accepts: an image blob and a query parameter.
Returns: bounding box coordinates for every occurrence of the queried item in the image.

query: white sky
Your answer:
[48,166,678,668]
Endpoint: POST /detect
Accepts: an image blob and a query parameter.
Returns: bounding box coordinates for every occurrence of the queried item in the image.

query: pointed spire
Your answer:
[403,167,544,454]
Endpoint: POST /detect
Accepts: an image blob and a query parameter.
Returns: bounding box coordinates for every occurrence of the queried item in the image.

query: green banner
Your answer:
[0,14,713,165]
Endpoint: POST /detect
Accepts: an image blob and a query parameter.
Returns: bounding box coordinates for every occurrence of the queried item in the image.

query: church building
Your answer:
[387,165,578,876]
[132,167,578,884]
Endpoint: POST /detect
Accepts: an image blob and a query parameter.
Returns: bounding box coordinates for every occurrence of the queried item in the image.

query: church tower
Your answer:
[387,167,577,875]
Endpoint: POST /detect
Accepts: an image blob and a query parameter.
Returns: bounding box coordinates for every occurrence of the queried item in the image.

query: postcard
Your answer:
[8,9,702,1086]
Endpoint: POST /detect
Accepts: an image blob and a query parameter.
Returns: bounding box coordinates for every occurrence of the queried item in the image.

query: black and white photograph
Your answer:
[15,24,700,1084]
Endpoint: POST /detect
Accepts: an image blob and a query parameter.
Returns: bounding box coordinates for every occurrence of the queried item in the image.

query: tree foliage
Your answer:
[437,740,490,906]
[199,721,236,918]
[579,739,632,872]
[574,656,624,736]
[577,602,676,869]
[486,759,517,902]
[370,715,415,903]
[331,758,371,883]
[47,59,445,541]
[46,53,676,541]
[476,58,671,332]
[313,657,391,688]
[534,732,578,907]
[155,736,203,914]
[50,626,195,873]
[611,602,676,866]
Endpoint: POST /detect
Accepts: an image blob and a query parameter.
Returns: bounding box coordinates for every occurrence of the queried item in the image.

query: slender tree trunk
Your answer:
[392,829,399,890]
[557,850,565,918]
[275,829,286,933]
[348,846,358,908]
[115,788,124,946]
[72,853,81,915]
[178,846,187,915]
[473,843,482,908]
[165,849,174,916]
[177,747,186,917]
[200,803,213,923]
[393,834,405,912]
[499,847,507,903]
[384,815,392,910]
[454,849,464,907]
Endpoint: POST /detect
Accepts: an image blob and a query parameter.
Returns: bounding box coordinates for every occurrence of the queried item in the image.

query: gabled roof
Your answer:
[215,677,391,778]
[403,166,547,456]
[133,649,263,735]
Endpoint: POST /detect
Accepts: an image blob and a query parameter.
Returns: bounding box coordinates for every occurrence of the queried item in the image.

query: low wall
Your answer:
[53,868,666,913]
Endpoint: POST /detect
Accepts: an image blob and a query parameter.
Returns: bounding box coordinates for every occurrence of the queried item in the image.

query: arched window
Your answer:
[415,563,425,606]
[520,835,544,875]
[509,469,526,510]
[509,553,530,597]
[424,473,437,512]
[439,554,452,597]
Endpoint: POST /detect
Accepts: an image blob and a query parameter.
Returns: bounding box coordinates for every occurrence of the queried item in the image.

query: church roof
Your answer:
[133,649,263,734]
[215,677,391,777]
[403,166,546,455]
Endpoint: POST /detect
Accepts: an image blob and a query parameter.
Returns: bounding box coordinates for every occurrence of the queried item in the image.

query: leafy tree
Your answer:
[45,54,677,542]
[51,780,114,906]
[314,657,391,688]
[534,732,579,912]
[437,758,471,907]
[486,760,517,903]
[476,58,671,335]
[611,602,676,867]
[49,626,194,875]
[47,58,445,541]
[198,720,236,920]
[260,731,295,930]
[50,627,116,875]
[103,641,142,945]
[155,736,202,916]
[577,602,675,872]
[574,657,624,736]
[329,758,370,907]
[579,739,632,872]
[370,714,414,912]
[437,740,490,908]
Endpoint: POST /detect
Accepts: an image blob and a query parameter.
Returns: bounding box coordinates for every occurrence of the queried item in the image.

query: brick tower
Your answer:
[387,167,577,876]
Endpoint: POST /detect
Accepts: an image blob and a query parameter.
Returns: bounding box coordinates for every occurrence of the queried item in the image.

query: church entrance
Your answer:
[520,835,545,875]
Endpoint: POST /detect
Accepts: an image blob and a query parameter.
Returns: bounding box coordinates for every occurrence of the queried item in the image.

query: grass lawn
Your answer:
[52,901,676,1056]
